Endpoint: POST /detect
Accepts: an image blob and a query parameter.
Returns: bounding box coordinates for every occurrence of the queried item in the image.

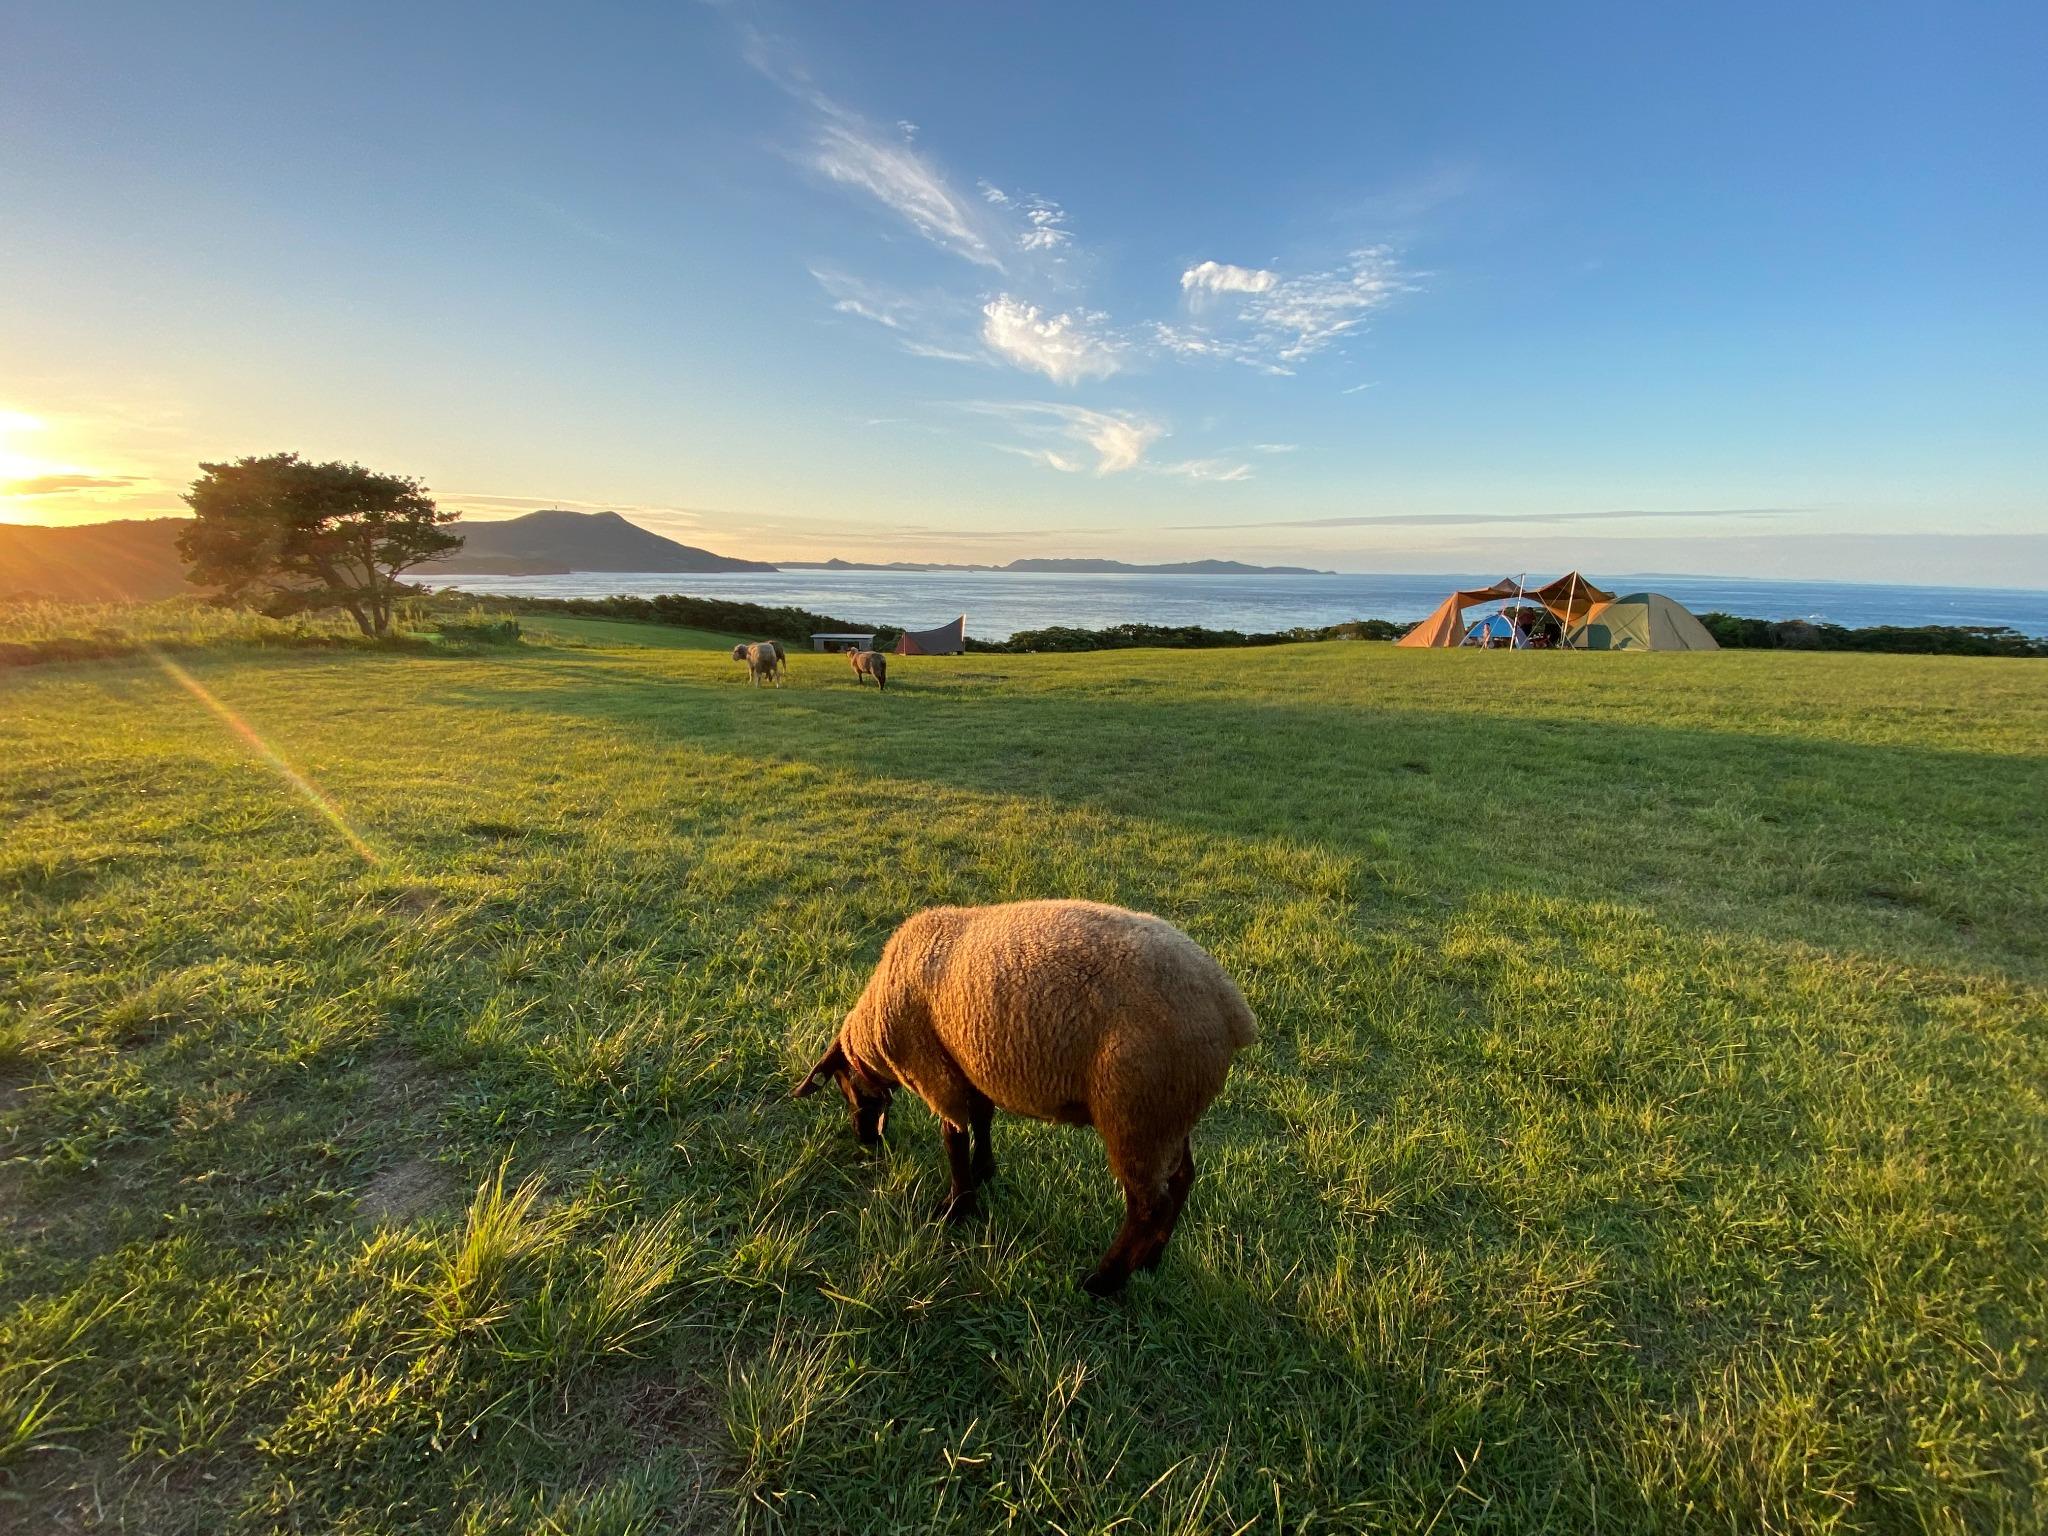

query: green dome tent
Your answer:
[1565,592,1719,651]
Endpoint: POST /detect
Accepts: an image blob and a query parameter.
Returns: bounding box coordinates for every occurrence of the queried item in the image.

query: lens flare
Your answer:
[152,652,381,864]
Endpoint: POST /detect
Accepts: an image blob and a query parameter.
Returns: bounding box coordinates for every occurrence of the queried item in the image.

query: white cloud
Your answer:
[1249,247,1405,361]
[901,340,982,363]
[1018,197,1072,253]
[960,401,1165,475]
[1181,260,1277,295]
[811,118,1004,269]
[1150,322,1296,376]
[811,267,919,329]
[1154,457,1255,482]
[1168,248,1408,369]
[981,296,1124,385]
[1252,442,1299,453]
[978,180,1012,206]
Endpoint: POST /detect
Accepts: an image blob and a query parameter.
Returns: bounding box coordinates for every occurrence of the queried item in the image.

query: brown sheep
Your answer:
[847,648,887,690]
[731,641,785,687]
[795,899,1256,1296]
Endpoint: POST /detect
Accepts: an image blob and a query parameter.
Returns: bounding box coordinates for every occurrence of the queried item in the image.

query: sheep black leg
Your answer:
[932,1122,979,1224]
[1134,1141,1195,1273]
[1081,1186,1152,1297]
[968,1091,996,1184]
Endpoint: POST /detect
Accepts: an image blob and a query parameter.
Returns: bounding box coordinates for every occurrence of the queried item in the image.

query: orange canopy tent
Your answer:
[1395,572,1614,648]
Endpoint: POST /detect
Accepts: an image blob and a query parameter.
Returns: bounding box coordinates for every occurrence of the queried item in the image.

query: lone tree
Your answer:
[178,453,462,637]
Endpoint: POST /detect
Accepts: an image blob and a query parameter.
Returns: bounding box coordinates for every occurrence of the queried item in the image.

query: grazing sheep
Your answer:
[848,648,887,690]
[795,899,1256,1296]
[731,641,785,687]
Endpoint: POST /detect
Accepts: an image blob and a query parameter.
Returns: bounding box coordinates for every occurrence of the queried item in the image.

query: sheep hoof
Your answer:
[1078,1268,1129,1299]
[931,1193,977,1226]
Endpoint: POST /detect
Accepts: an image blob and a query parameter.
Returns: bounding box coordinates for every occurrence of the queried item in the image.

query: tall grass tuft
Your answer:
[510,1210,691,1386]
[424,1164,578,1340]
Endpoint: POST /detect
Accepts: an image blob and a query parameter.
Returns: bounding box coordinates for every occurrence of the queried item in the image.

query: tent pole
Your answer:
[1560,571,1579,651]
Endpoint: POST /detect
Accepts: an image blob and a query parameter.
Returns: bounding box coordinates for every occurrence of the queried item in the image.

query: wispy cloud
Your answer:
[810,116,1005,268]
[810,267,920,330]
[1166,248,1410,372]
[1017,197,1073,253]
[960,401,1164,475]
[811,269,990,365]
[1257,248,1407,361]
[1154,457,1255,482]
[1150,322,1297,376]
[980,297,1124,385]
[3,473,143,496]
[1252,442,1299,454]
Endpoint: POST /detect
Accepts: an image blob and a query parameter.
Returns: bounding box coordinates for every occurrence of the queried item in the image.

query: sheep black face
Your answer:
[795,1040,893,1148]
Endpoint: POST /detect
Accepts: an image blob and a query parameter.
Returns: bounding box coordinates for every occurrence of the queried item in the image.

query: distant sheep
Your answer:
[796,899,1256,1296]
[848,648,887,690]
[731,641,786,687]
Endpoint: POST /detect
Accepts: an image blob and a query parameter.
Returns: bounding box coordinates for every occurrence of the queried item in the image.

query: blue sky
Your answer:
[3,1,2043,582]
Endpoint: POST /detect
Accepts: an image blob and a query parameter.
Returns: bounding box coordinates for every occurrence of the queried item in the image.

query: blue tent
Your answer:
[1461,612,1528,647]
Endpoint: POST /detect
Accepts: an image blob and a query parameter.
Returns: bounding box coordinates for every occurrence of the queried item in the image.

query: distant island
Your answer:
[429,509,775,575]
[780,556,1335,576]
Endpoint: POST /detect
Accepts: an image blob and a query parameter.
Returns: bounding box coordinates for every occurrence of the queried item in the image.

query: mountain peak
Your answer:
[433,509,775,575]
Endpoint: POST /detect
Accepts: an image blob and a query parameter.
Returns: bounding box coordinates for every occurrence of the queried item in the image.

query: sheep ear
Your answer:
[794,1040,848,1098]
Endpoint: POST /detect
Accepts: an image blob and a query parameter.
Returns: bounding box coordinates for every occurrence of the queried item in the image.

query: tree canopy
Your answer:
[178,454,461,637]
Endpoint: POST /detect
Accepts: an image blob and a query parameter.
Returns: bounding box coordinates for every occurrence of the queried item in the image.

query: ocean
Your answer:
[429,568,2048,642]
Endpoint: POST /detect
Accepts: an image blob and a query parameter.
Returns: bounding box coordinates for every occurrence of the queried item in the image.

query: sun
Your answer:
[0,409,60,482]
[0,408,96,488]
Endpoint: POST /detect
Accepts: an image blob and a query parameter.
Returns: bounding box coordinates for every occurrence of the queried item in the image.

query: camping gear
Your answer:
[1397,572,1614,648]
[1565,592,1719,651]
[1462,612,1528,647]
[896,615,967,656]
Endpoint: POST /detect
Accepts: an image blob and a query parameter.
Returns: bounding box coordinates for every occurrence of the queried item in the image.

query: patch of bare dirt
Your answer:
[350,1051,455,1224]
[357,1155,453,1224]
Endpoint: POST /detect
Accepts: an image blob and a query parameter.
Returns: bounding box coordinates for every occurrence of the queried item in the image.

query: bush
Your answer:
[432,615,522,646]
[1698,612,2047,657]
[438,591,866,646]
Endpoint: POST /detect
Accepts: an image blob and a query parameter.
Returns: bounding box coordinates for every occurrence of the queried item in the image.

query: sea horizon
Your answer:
[428,567,2048,641]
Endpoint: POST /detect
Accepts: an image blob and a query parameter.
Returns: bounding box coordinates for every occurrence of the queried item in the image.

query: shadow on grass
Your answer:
[421,660,2047,980]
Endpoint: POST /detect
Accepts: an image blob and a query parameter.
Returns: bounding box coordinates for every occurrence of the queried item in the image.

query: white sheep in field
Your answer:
[731,641,786,687]
[796,899,1256,1296]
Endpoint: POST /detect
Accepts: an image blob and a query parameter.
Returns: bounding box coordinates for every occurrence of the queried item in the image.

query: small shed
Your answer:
[809,632,875,653]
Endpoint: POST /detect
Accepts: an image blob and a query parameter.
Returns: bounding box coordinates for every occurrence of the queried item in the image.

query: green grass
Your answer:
[516,614,745,651]
[0,597,377,664]
[1,640,2044,1533]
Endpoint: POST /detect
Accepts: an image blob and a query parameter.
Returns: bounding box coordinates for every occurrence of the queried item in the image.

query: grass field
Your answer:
[2,633,2044,1533]
[514,615,742,652]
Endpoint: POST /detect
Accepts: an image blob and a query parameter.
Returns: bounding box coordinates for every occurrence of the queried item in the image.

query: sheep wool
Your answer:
[730,641,784,687]
[799,899,1256,1296]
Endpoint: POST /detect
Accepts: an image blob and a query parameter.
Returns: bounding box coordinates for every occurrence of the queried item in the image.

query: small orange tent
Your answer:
[1395,578,1523,648]
[1396,572,1615,647]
